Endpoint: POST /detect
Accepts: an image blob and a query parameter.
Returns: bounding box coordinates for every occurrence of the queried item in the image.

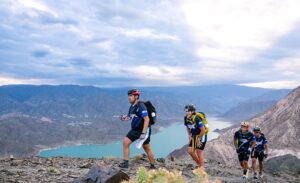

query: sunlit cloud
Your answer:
[239,80,299,89]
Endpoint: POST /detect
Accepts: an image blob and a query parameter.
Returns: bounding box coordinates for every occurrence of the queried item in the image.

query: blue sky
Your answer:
[0,0,300,89]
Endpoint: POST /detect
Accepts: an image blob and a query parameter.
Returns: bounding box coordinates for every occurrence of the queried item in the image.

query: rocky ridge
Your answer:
[0,155,298,183]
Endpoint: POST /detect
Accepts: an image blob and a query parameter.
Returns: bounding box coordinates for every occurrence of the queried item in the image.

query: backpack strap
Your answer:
[191,114,198,125]
[135,101,141,117]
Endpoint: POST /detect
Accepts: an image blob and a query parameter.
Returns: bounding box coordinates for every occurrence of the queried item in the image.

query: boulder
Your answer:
[73,165,129,183]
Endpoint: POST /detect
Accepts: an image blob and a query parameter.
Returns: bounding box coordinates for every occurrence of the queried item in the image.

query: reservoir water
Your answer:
[39,117,232,158]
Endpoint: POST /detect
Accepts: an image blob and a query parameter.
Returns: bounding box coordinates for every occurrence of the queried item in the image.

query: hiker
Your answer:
[233,121,256,179]
[251,127,269,179]
[118,89,155,169]
[184,104,206,169]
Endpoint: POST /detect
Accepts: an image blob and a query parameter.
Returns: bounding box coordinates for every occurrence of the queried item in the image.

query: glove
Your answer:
[120,115,130,121]
[139,133,146,140]
[264,153,268,159]
[197,139,202,148]
[248,148,252,154]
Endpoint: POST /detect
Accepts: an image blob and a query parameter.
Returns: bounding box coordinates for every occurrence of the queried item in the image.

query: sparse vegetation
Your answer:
[121,166,212,183]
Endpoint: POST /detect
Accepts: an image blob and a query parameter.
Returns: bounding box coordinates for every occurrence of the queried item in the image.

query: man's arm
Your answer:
[233,132,239,149]
[250,134,256,149]
[186,127,192,143]
[264,137,269,154]
[186,127,191,137]
[196,116,205,146]
[142,116,150,134]
[264,144,269,153]
[250,140,256,149]
[199,126,205,139]
[197,126,205,147]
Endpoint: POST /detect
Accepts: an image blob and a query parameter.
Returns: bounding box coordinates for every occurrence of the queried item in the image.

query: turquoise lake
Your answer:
[39,117,232,158]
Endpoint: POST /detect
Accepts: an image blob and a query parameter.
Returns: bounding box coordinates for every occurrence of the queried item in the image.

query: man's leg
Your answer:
[242,161,248,178]
[239,161,244,168]
[123,137,132,160]
[243,161,249,171]
[196,149,204,168]
[252,158,257,174]
[259,161,263,175]
[243,153,250,178]
[143,144,155,164]
[188,147,200,165]
[238,153,244,168]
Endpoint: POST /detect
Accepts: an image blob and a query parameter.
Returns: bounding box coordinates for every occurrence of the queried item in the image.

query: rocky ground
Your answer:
[0,155,299,183]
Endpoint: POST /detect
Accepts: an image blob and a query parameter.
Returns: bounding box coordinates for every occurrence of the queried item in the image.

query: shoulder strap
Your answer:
[134,101,142,116]
[192,114,198,123]
[237,130,242,138]
[261,133,266,140]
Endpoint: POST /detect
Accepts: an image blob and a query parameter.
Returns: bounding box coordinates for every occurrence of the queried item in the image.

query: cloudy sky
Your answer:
[1,0,300,89]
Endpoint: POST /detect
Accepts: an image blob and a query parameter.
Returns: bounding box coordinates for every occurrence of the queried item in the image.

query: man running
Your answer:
[251,127,269,179]
[119,89,155,169]
[184,104,206,169]
[233,121,256,179]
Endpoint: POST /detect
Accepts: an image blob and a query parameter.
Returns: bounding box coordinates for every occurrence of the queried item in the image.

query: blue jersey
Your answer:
[128,102,148,131]
[234,130,255,152]
[255,134,268,152]
[184,115,204,136]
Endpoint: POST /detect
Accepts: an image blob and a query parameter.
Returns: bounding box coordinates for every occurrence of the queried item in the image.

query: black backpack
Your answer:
[139,101,157,125]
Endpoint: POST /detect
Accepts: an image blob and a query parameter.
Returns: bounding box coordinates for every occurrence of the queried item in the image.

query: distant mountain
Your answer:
[222,89,290,122]
[0,84,273,119]
[0,84,275,156]
[170,85,300,166]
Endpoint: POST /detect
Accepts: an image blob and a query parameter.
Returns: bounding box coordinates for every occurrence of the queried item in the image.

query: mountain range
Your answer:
[0,84,290,156]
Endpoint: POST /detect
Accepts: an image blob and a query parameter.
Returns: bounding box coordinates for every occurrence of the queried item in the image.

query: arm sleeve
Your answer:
[138,103,148,118]
[234,131,238,140]
[195,116,204,128]
[127,106,132,117]
[251,133,256,141]
[263,136,268,144]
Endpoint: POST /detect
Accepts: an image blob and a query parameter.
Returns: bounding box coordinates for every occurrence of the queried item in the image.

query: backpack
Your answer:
[193,112,210,134]
[139,101,157,125]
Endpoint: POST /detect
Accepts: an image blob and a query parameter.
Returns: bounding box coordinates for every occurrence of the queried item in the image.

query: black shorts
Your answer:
[238,151,250,162]
[188,135,207,150]
[251,150,265,162]
[126,129,151,145]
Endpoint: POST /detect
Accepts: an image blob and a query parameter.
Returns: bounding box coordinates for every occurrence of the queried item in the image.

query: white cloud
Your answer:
[0,76,55,86]
[12,0,58,17]
[273,55,300,77]
[180,0,300,63]
[131,65,191,85]
[119,28,179,41]
[239,80,299,89]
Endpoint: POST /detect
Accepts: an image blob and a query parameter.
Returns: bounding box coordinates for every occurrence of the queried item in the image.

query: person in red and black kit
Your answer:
[118,89,155,169]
